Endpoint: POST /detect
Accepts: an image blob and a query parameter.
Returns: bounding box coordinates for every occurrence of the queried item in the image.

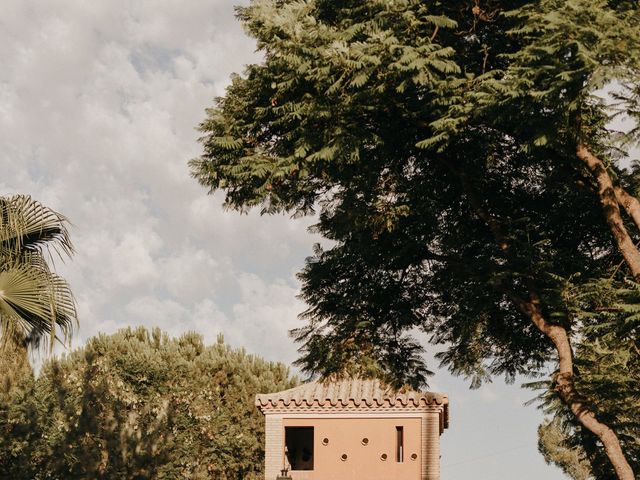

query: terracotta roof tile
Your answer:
[255,377,447,409]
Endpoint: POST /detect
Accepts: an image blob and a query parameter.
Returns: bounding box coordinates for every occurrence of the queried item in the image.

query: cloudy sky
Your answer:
[0,1,568,478]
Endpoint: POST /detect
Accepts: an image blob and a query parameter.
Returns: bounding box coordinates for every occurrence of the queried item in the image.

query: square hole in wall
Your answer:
[285,427,314,471]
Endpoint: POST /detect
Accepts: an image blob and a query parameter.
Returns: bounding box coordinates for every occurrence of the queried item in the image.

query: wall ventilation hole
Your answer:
[361,438,369,446]
[380,453,388,461]
[411,453,418,461]
[322,438,329,446]
[341,454,348,461]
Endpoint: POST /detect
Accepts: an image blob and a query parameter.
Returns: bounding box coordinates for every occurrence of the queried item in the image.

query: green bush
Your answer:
[0,327,296,480]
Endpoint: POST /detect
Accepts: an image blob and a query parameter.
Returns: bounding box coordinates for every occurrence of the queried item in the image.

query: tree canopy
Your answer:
[0,327,296,480]
[191,1,639,477]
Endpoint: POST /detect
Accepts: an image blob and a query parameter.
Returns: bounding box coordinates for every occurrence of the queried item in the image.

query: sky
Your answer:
[0,1,569,478]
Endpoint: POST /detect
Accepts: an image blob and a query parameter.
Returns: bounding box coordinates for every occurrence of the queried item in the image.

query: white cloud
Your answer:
[0,0,315,364]
[159,247,224,301]
[111,231,161,287]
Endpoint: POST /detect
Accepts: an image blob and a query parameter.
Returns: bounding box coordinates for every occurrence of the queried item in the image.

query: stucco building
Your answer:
[255,378,449,480]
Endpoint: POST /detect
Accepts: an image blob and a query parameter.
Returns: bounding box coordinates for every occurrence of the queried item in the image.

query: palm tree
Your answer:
[0,195,77,351]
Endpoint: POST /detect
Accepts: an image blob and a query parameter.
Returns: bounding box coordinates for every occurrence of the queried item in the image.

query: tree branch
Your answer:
[614,185,640,232]
[511,286,635,480]
[576,144,640,281]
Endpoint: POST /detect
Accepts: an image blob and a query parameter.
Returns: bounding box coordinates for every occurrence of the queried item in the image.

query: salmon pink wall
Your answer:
[282,417,422,480]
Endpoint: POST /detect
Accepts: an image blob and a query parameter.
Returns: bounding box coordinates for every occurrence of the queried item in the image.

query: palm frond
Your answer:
[0,195,77,351]
[0,195,74,262]
[0,263,77,351]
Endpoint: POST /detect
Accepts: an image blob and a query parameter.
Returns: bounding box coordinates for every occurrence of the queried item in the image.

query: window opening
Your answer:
[396,426,404,463]
[285,427,314,470]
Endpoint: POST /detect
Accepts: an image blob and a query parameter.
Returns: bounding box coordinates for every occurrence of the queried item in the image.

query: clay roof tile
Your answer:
[255,377,448,414]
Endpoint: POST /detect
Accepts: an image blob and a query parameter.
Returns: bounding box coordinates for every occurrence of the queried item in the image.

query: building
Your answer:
[255,378,449,480]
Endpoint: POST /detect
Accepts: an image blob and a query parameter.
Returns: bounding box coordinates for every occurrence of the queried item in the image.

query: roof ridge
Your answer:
[255,377,448,409]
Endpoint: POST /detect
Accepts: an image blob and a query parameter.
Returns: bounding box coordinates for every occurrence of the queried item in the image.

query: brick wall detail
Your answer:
[422,412,440,480]
[264,415,283,480]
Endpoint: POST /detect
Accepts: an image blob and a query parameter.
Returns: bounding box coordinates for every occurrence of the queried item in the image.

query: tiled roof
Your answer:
[255,377,448,409]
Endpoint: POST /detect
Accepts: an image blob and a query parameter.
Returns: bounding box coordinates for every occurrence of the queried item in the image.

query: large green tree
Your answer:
[0,194,77,350]
[0,327,296,480]
[191,1,639,477]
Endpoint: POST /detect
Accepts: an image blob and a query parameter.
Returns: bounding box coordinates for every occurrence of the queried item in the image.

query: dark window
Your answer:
[396,426,404,463]
[285,427,314,470]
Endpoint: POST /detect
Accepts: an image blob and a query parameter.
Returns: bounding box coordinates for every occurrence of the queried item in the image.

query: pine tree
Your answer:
[0,327,296,479]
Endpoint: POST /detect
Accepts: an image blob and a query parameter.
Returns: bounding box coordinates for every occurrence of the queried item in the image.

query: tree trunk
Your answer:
[614,185,640,232]
[576,144,640,280]
[452,164,636,480]
[511,290,636,480]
